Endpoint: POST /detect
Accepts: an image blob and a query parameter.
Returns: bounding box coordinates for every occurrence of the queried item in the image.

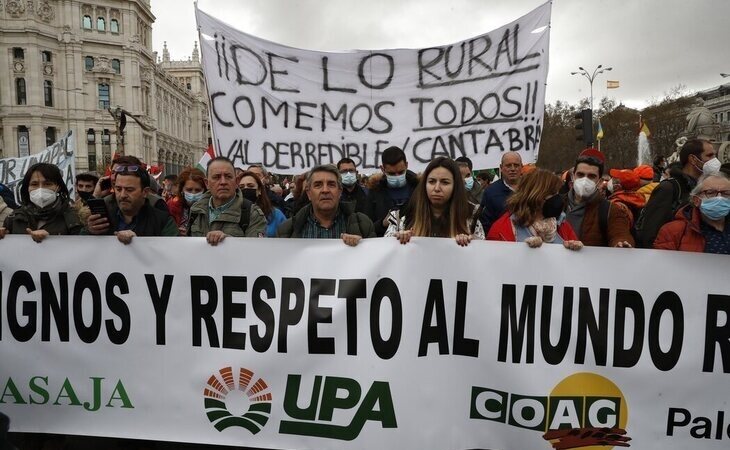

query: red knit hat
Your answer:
[578,148,606,164]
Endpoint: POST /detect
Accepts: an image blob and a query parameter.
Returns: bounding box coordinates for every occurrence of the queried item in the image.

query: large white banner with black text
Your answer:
[1,237,728,449]
[195,3,551,173]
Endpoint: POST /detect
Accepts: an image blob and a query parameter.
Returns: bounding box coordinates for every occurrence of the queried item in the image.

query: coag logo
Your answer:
[203,367,272,434]
[471,372,631,449]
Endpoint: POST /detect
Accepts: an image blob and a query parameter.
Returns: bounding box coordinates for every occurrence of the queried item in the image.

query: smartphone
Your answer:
[86,198,110,221]
[100,177,112,191]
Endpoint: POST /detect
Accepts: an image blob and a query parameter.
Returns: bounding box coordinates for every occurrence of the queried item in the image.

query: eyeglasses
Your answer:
[339,169,356,174]
[113,165,141,173]
[698,189,730,199]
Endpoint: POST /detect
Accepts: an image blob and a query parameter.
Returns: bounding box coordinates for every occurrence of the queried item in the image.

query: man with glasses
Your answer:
[654,172,729,253]
[479,151,523,234]
[637,139,718,247]
[337,157,368,214]
[85,165,178,243]
[92,155,168,212]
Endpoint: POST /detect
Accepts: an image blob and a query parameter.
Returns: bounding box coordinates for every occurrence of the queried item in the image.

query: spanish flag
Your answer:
[639,120,651,137]
[607,80,620,89]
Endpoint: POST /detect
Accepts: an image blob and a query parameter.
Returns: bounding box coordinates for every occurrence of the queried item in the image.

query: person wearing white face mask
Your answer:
[563,149,634,248]
[636,139,717,248]
[654,173,730,253]
[337,157,369,214]
[0,163,82,242]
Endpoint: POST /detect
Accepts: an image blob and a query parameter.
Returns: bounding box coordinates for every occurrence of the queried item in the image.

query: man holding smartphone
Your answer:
[92,155,168,212]
[85,165,177,243]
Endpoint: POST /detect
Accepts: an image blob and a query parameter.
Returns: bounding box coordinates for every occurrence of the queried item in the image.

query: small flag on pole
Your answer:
[196,143,216,173]
[607,80,620,89]
[640,120,650,137]
[596,120,604,140]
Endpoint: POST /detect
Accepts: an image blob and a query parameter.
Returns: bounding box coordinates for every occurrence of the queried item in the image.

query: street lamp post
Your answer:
[571,65,613,112]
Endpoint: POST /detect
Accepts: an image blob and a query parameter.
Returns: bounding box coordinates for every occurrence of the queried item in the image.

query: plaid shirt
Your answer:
[300,210,347,239]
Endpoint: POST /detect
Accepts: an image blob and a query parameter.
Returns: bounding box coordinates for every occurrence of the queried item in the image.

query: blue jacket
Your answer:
[479,179,513,234]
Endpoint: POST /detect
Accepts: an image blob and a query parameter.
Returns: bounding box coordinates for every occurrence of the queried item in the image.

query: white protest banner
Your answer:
[0,130,76,204]
[196,3,551,174]
[1,236,728,449]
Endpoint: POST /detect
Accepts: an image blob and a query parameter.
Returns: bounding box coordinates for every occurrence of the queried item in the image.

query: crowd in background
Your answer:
[0,140,728,254]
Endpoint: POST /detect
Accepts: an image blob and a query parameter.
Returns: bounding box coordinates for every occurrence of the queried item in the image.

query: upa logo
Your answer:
[203,367,272,434]
[279,374,397,441]
[471,372,631,449]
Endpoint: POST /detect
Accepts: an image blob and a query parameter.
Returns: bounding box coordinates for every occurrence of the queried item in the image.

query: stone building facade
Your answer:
[0,0,209,174]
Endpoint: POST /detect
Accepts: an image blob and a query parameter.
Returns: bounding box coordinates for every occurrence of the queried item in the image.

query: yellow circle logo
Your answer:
[543,372,630,449]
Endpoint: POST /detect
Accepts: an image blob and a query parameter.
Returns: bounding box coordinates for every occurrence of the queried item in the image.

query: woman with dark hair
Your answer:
[238,170,286,237]
[487,168,582,250]
[0,162,82,241]
[385,157,483,246]
[166,167,207,235]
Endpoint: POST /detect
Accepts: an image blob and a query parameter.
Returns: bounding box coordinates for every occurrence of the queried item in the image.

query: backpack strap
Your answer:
[598,199,611,242]
[239,198,252,232]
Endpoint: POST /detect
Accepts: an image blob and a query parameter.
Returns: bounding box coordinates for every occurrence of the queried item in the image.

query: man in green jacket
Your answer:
[277,164,375,246]
[188,156,266,245]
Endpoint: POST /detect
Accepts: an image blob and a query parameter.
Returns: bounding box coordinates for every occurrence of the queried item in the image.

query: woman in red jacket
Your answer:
[487,168,583,250]
[166,167,206,235]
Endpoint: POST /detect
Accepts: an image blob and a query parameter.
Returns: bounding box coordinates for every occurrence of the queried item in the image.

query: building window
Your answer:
[46,127,57,146]
[85,56,94,71]
[41,51,52,63]
[110,19,119,33]
[17,126,30,157]
[16,78,26,105]
[44,80,53,107]
[111,59,121,74]
[101,129,111,166]
[87,129,97,172]
[83,15,92,29]
[98,83,110,109]
[186,83,191,90]
[97,17,106,31]
[13,47,24,60]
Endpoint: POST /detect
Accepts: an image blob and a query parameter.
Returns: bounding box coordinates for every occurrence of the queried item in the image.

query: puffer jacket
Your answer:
[653,205,706,252]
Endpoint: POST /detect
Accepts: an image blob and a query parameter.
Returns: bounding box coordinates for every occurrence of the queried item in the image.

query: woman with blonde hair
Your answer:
[487,168,582,250]
[386,157,483,246]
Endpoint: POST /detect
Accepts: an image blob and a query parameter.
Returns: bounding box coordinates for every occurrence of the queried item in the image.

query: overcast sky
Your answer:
[151,0,729,110]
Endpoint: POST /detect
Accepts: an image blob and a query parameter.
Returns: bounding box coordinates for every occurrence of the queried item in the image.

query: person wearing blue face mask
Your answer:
[337,158,369,214]
[166,168,207,235]
[654,173,730,254]
[365,146,419,236]
[455,156,484,205]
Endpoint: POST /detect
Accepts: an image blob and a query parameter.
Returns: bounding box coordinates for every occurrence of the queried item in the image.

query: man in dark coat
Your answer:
[364,146,419,236]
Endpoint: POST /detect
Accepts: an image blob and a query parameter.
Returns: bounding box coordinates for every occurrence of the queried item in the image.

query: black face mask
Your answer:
[78,191,94,202]
[241,188,258,202]
[542,194,564,219]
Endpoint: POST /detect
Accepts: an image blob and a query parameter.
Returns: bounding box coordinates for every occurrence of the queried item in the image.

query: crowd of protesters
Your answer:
[0,141,728,450]
[0,140,728,254]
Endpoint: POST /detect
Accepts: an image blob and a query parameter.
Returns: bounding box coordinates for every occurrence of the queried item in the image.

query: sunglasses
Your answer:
[113,165,141,174]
